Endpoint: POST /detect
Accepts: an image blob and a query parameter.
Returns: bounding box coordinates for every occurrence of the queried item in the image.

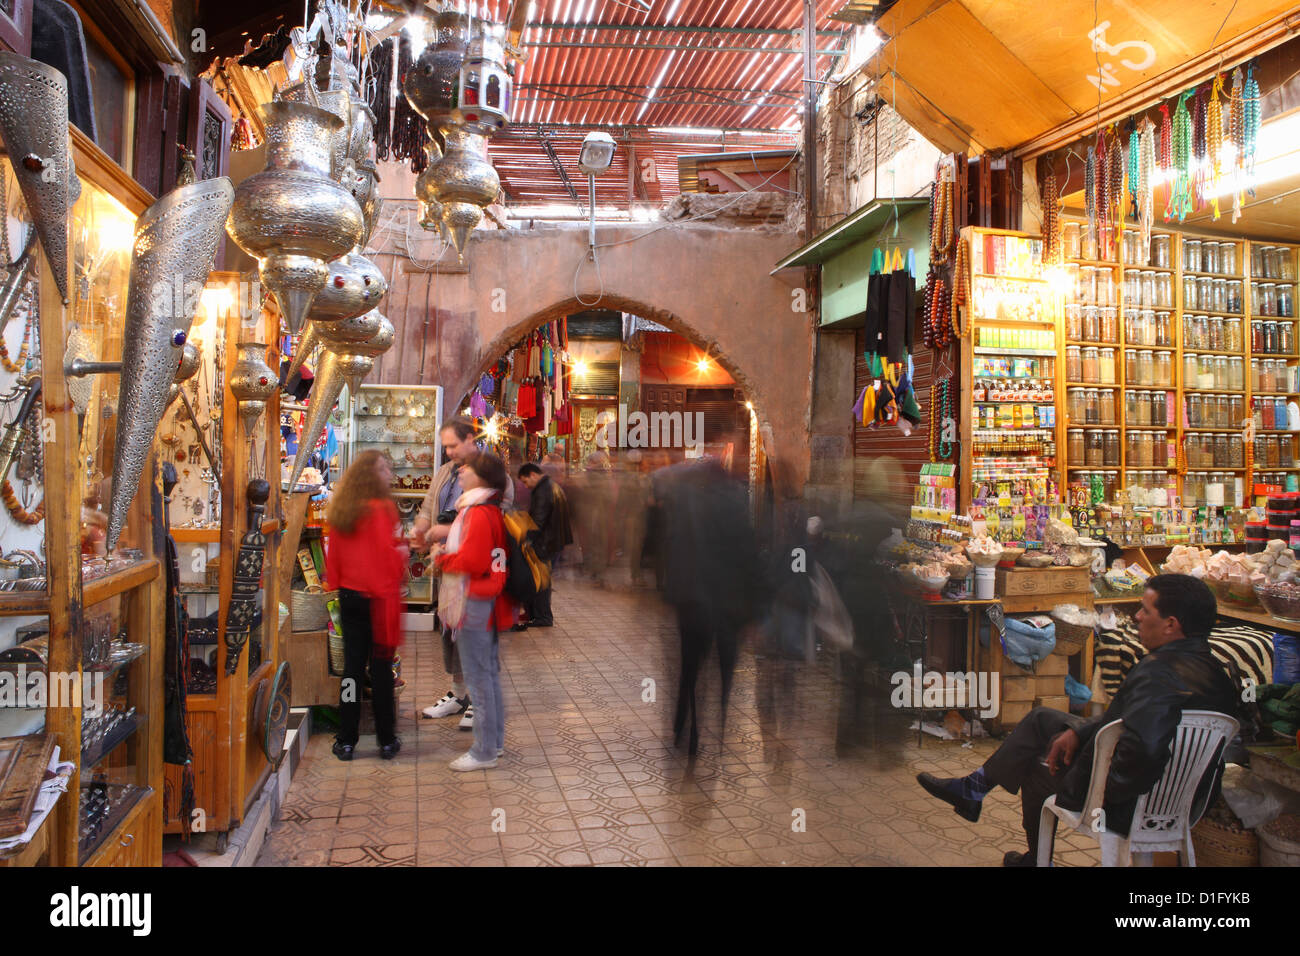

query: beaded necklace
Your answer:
[1208,74,1224,220]
[1126,120,1140,218]
[0,313,30,373]
[1229,67,1245,222]
[950,238,970,338]
[1192,83,1208,210]
[1041,166,1060,265]
[1170,91,1193,222]
[1106,130,1124,259]
[929,376,955,462]
[1084,143,1097,241]
[1137,117,1156,251]
[1243,63,1260,192]
[1158,104,1173,219]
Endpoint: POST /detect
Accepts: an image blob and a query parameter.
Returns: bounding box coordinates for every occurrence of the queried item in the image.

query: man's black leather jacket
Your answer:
[1055,635,1242,835]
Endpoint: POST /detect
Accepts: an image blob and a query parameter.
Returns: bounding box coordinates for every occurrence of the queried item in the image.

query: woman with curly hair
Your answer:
[326,449,408,760]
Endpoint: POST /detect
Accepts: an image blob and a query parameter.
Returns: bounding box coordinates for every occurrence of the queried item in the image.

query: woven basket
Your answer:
[292,587,336,632]
[1049,614,1093,656]
[1191,818,1260,867]
[327,628,345,676]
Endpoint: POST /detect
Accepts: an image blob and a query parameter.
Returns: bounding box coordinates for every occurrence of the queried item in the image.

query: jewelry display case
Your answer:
[0,128,166,866]
[348,383,442,605]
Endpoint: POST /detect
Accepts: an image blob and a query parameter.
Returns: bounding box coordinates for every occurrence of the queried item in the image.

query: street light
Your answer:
[579,131,616,252]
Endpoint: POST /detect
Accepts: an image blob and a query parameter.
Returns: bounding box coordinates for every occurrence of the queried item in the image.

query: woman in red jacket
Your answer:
[326,450,408,761]
[434,450,515,771]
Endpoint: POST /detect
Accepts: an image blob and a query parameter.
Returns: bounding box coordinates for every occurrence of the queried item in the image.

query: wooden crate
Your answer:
[1037,654,1069,677]
[1002,676,1037,701]
[1036,695,1071,713]
[996,566,1093,612]
[1000,699,1034,726]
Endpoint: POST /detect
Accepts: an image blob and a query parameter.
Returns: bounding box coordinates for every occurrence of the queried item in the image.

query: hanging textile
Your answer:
[517,382,537,418]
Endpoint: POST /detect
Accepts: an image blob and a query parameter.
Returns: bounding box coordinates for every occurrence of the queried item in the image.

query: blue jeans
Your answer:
[456,598,504,761]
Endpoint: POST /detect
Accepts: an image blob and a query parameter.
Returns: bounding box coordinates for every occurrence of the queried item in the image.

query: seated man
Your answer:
[917,573,1242,866]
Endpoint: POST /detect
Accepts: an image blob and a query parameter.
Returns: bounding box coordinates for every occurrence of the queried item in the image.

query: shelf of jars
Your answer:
[960,229,1062,510]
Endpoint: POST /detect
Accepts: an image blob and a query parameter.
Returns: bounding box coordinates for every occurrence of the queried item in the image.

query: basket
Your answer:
[328,628,345,676]
[1258,815,1300,867]
[1049,613,1094,656]
[291,587,336,632]
[1191,817,1260,867]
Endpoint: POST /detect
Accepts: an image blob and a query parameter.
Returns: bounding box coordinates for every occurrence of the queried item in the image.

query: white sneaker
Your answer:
[449,752,498,771]
[422,692,468,719]
[458,705,474,730]
[496,748,505,758]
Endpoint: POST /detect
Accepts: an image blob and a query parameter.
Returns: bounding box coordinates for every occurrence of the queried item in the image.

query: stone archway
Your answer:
[369,220,812,504]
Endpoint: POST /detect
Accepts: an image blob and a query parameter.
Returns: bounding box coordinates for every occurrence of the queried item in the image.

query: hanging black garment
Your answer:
[158,464,196,834]
[885,268,913,365]
[863,271,890,355]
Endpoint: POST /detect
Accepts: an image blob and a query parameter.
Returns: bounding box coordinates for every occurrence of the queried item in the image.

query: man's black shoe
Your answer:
[380,738,401,760]
[916,772,982,822]
[332,739,354,761]
[510,623,529,632]
[1003,850,1036,867]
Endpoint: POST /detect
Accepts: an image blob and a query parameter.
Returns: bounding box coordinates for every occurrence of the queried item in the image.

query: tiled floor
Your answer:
[256,571,1102,867]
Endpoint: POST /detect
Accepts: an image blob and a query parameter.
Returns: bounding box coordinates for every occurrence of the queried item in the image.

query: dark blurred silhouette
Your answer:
[613,450,650,586]
[657,457,762,756]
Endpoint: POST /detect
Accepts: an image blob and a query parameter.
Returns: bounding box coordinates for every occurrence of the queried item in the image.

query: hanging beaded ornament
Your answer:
[1242,63,1260,193]
[1207,74,1224,220]
[1136,117,1156,251]
[1169,91,1194,222]
[1158,103,1173,219]
[1106,129,1124,259]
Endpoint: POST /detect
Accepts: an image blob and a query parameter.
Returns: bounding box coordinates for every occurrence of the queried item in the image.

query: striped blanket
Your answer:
[1094,618,1274,700]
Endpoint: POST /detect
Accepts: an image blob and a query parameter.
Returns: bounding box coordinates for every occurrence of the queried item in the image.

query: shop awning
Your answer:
[863,0,1300,157]
[771,197,928,272]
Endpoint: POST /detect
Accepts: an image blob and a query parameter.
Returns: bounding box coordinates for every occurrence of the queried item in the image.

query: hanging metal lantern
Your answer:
[107,178,235,551]
[0,52,79,302]
[226,100,363,336]
[403,7,471,132]
[279,82,353,185]
[228,341,277,435]
[317,305,381,346]
[166,341,202,410]
[427,127,499,257]
[352,159,383,248]
[415,139,444,233]
[456,22,511,135]
[285,320,320,382]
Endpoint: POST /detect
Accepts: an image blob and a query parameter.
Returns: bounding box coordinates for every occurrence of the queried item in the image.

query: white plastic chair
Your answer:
[1036,710,1239,867]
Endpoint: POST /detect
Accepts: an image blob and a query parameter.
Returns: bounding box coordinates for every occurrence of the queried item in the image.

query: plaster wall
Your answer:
[363,208,815,507]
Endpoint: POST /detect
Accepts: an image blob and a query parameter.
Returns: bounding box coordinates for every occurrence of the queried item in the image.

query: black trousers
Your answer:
[673,600,740,753]
[338,588,397,747]
[983,706,1090,852]
[529,585,553,625]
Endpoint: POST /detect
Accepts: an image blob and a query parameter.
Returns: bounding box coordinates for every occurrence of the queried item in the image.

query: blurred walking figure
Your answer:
[432,451,516,771]
[578,451,614,587]
[517,462,572,628]
[325,450,408,761]
[755,516,854,766]
[614,450,650,586]
[659,456,761,756]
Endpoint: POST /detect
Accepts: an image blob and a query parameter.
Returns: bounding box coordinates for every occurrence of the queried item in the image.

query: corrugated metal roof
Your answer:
[477,0,851,210]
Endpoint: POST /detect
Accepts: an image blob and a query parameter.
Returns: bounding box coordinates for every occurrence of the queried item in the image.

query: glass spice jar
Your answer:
[1101,307,1119,343]
[1068,387,1086,423]
[1187,393,1203,427]
[1065,303,1082,340]
[1104,430,1121,467]
[1099,388,1116,424]
[1066,345,1082,381]
[1068,428,1085,462]
[1087,430,1104,466]
[1086,388,1100,425]
[1100,348,1116,384]
[1082,306,1100,341]
[1226,316,1243,351]
[1082,347,1100,383]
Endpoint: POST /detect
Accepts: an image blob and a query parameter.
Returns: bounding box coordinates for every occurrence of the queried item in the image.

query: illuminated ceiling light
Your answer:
[653,126,723,136]
[696,356,710,372]
[484,415,502,440]
[573,359,589,378]
[745,401,753,411]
